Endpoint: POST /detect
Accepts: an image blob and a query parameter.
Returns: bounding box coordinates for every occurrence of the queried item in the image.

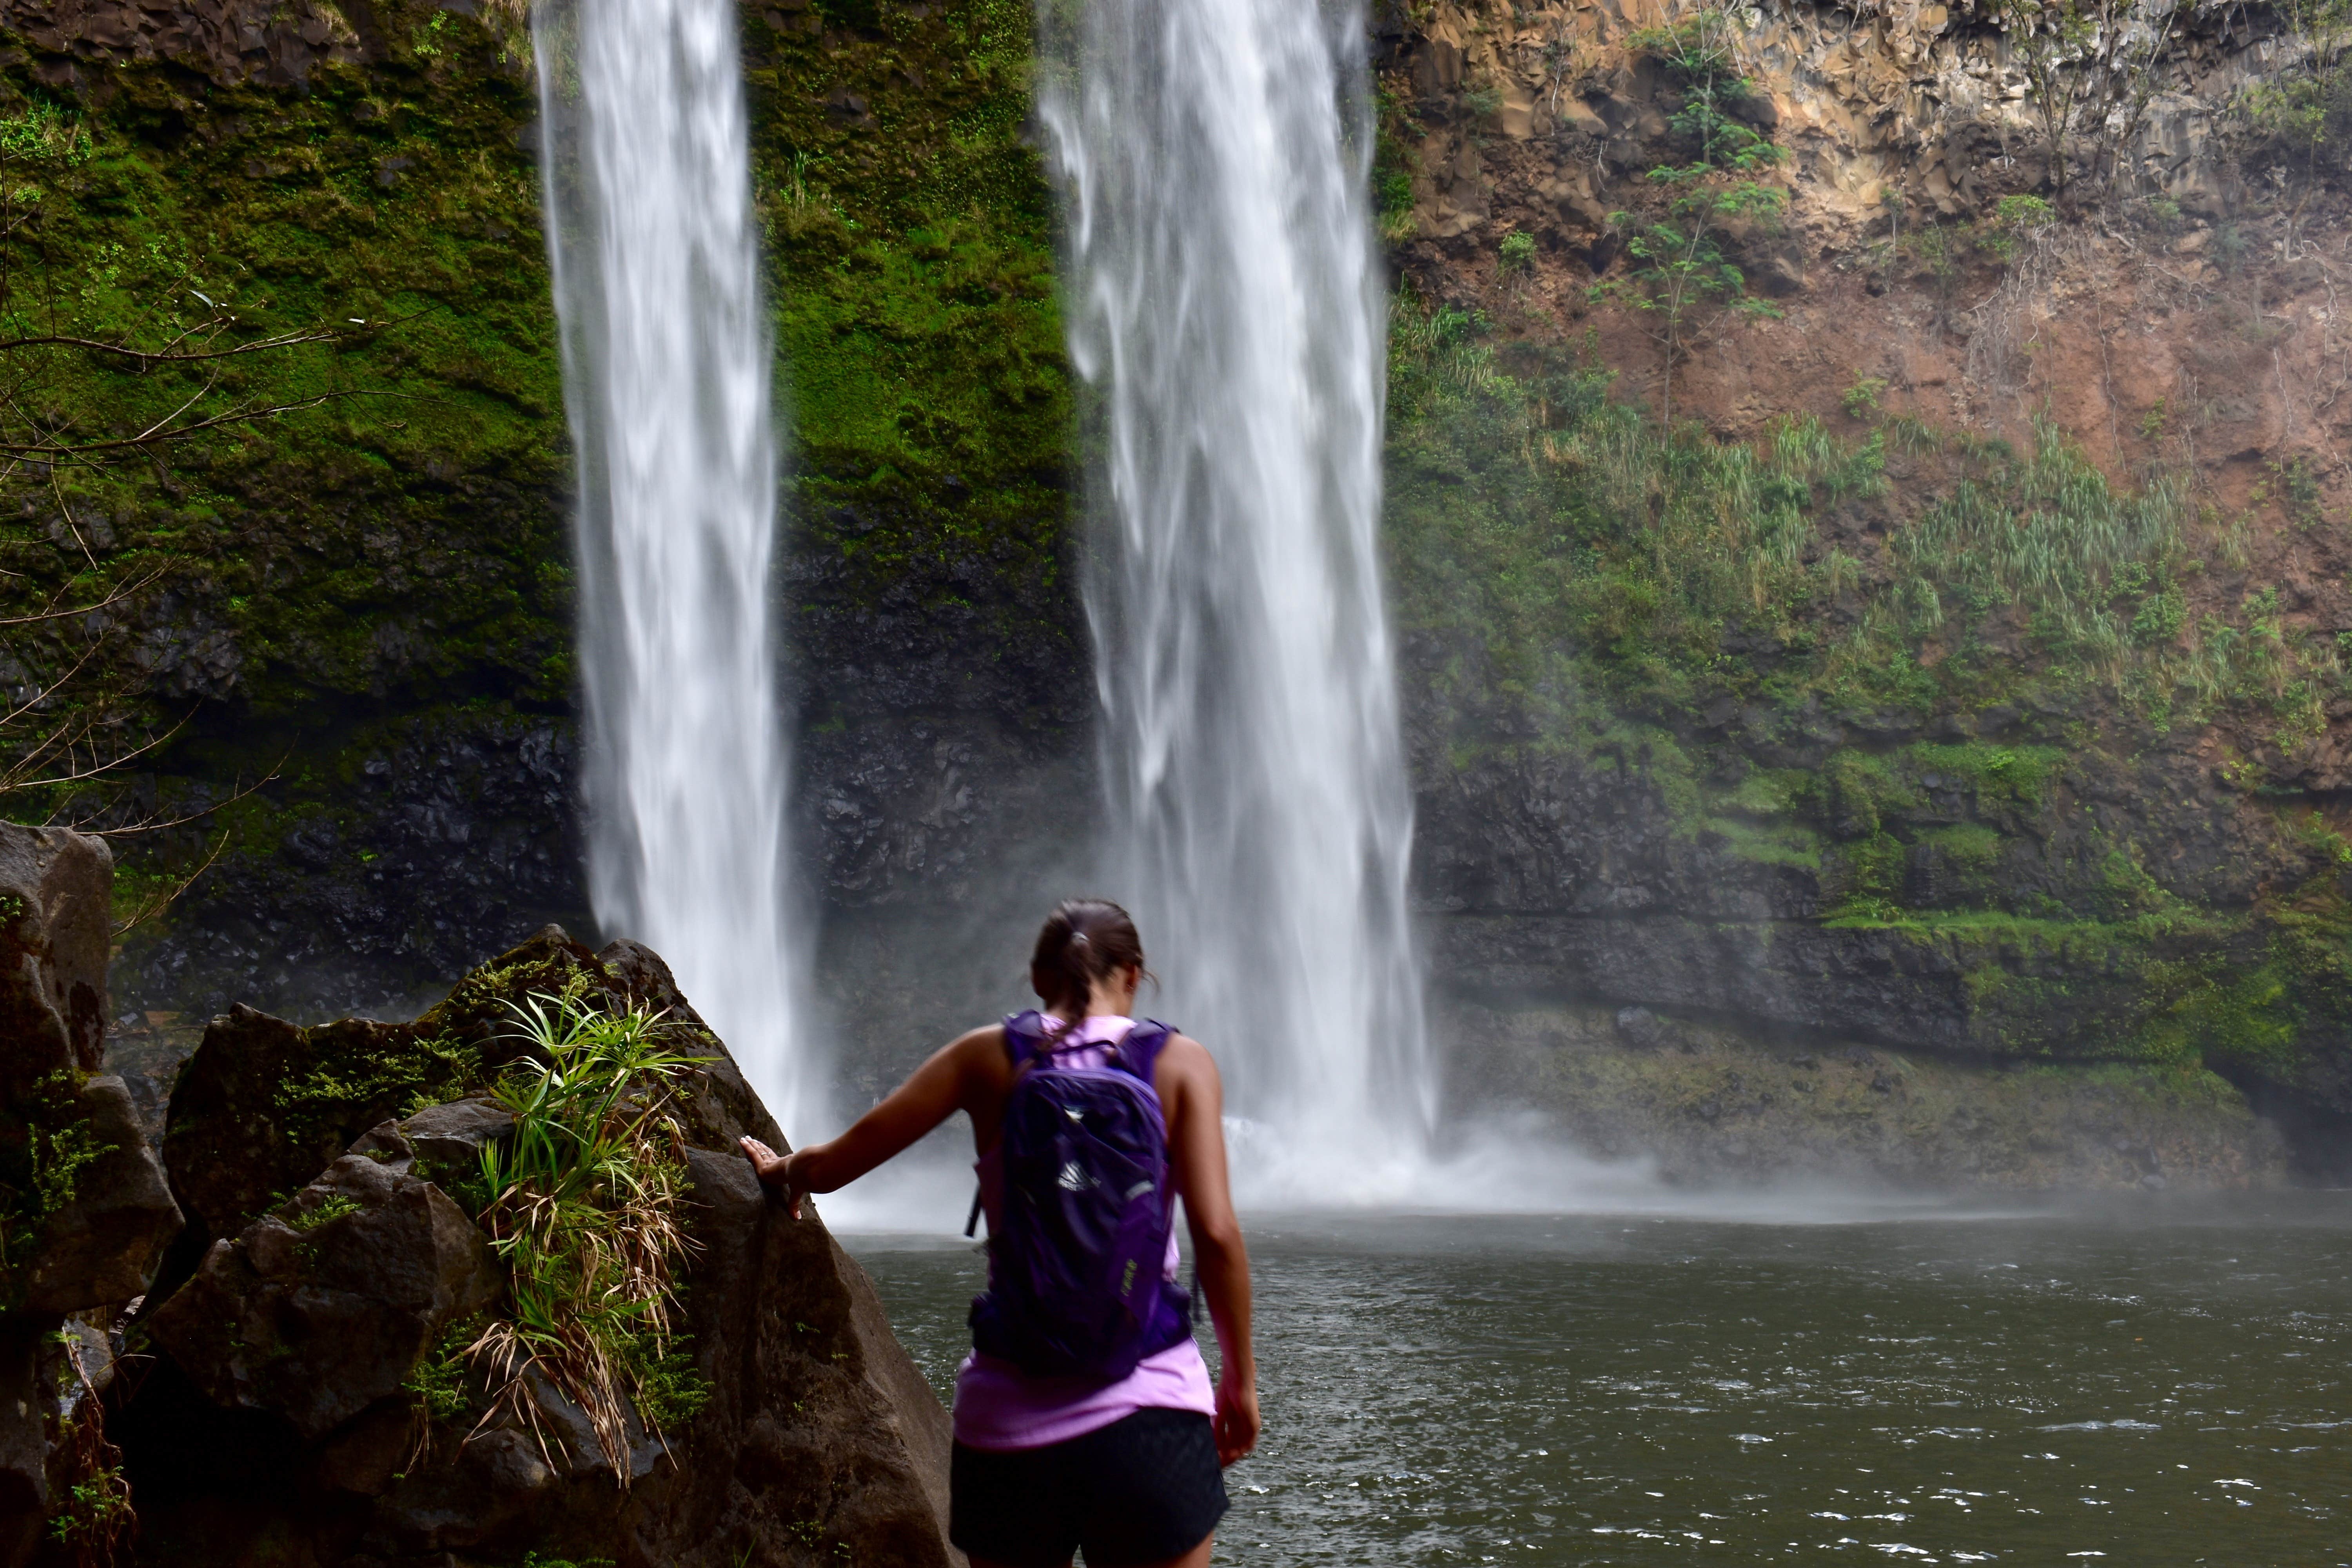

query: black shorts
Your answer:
[949,1406,1229,1566]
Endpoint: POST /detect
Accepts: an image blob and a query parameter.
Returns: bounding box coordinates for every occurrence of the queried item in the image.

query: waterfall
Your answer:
[533,0,819,1137]
[1036,0,1432,1194]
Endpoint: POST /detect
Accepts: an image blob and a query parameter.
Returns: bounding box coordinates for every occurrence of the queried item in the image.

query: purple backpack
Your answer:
[967,1011,1193,1381]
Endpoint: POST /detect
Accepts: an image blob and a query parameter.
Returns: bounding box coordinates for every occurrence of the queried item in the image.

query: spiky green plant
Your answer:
[461,994,711,1483]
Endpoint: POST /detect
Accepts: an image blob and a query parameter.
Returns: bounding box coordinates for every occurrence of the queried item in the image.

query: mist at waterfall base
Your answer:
[534,0,823,1142]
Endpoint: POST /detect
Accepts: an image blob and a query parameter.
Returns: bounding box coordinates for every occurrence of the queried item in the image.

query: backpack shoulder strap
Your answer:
[1001,1010,1056,1070]
[1112,1019,1177,1085]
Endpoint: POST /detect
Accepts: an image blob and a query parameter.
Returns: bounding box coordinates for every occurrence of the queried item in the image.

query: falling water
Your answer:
[533,0,819,1136]
[1036,0,1432,1196]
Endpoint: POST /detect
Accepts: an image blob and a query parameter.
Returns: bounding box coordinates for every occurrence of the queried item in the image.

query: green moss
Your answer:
[2139,956,2303,1074]
[285,1192,363,1231]
[264,1032,483,1194]
[1900,742,2060,807]
[743,0,1078,658]
[0,15,565,726]
[1915,822,2003,871]
[404,1312,483,1426]
[0,1070,115,1308]
[628,1339,714,1430]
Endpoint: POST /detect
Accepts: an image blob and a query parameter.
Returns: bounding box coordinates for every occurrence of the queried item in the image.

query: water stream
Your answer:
[1036,0,1429,1200]
[533,0,818,1137]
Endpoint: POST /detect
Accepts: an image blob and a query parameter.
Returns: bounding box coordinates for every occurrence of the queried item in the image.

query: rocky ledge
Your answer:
[1444,997,2290,1191]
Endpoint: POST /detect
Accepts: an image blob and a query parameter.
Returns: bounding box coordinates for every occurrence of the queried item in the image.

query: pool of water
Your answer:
[843,1196,2352,1566]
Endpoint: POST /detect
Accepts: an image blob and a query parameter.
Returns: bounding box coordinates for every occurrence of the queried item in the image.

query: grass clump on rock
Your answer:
[455,993,712,1480]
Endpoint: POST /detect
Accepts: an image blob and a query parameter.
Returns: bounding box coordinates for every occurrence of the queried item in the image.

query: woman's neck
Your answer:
[1049,998,1132,1024]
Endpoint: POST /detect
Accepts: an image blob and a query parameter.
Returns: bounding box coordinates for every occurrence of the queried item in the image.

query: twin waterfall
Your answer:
[533,0,819,1136]
[536,0,1427,1187]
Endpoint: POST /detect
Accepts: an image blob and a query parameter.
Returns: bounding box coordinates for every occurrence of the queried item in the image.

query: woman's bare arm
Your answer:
[741,1025,1001,1213]
[1161,1033,1259,1466]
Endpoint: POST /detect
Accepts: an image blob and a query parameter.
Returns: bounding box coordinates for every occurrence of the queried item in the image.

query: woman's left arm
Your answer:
[741,1025,998,1214]
[1161,1034,1259,1466]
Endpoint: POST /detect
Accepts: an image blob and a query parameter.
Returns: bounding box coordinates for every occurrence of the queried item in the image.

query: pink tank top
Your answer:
[950,1013,1216,1452]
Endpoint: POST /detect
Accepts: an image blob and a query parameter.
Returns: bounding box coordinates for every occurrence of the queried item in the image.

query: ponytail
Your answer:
[1029,898,1151,1039]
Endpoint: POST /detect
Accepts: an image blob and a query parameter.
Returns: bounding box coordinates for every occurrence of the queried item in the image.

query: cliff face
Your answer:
[0,0,1094,1070]
[9,0,2352,1176]
[1372,0,2352,1177]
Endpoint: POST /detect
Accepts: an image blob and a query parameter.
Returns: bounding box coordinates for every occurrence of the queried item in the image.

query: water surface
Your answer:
[846,1198,2350,1565]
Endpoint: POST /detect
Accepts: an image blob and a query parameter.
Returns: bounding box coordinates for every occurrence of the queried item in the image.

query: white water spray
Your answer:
[534,0,820,1137]
[1037,0,1432,1201]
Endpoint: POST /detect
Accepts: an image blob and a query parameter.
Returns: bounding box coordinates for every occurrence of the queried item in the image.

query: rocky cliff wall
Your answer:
[1373,0,2352,1176]
[0,0,1096,1075]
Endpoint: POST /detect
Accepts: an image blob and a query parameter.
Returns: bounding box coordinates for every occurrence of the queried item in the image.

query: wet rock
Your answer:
[314,1399,420,1497]
[147,1152,501,1438]
[0,1322,46,1560]
[0,823,113,1089]
[392,1096,514,1179]
[160,927,610,1254]
[161,1005,423,1247]
[1615,1006,1668,1049]
[1447,997,2292,1190]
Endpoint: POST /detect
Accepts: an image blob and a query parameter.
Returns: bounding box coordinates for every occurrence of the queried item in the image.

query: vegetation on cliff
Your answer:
[1383,276,2352,1098]
[455,993,710,1477]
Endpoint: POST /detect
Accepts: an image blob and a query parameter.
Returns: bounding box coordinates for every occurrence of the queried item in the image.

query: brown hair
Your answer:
[1030,898,1151,1037]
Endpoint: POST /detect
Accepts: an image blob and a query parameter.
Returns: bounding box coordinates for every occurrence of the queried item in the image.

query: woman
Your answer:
[741,898,1259,1568]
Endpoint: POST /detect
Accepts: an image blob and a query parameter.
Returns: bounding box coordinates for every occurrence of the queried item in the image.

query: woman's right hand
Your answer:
[1214,1368,1260,1466]
[739,1136,803,1216]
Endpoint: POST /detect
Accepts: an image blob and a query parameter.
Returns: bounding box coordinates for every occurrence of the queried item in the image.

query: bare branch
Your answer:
[85,751,286,837]
[0,326,343,363]
[3,713,191,793]
[0,387,424,459]
[110,825,230,934]
[0,563,170,628]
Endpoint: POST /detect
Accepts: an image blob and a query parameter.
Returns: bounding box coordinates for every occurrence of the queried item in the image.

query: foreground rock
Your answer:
[0,825,183,1566]
[114,927,958,1568]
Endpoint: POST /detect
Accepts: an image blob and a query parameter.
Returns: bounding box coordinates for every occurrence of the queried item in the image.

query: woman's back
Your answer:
[740,898,1256,1568]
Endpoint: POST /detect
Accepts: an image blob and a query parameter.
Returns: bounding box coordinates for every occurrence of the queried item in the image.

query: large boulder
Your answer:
[0,826,111,1093]
[158,925,605,1254]
[120,930,958,1568]
[158,927,783,1256]
[0,823,183,1567]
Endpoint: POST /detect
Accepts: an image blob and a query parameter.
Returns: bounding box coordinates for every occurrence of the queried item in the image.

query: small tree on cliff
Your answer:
[2237,0,2352,255]
[1993,0,2190,205]
[1591,7,1785,430]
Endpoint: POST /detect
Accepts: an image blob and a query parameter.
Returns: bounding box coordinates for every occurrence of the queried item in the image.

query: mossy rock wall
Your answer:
[10,0,2352,1171]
